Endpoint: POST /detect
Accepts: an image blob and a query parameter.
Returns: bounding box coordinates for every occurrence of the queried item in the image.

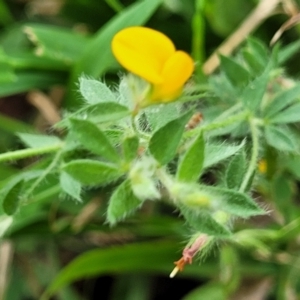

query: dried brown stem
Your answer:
[0,241,14,300]
[203,0,281,75]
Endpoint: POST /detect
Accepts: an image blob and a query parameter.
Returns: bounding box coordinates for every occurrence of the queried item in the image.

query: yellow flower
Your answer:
[111,26,194,105]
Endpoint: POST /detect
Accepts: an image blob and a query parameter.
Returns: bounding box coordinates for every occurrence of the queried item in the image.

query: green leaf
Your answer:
[107,180,142,225]
[67,0,163,107]
[203,186,265,217]
[0,0,14,26]
[83,102,130,123]
[59,172,81,202]
[18,133,62,148]
[0,49,16,82]
[271,174,294,220]
[12,52,69,71]
[284,155,300,179]
[180,207,231,237]
[264,84,300,118]
[183,283,225,300]
[0,71,66,97]
[44,241,180,297]
[149,111,192,165]
[278,39,300,65]
[24,24,89,65]
[265,125,298,152]
[62,159,122,186]
[219,246,240,294]
[242,49,264,74]
[204,141,245,169]
[69,118,119,162]
[79,77,117,104]
[246,37,269,67]
[177,132,205,182]
[145,102,180,131]
[122,135,139,162]
[0,113,35,134]
[225,150,247,190]
[241,64,270,110]
[56,102,130,128]
[1,177,23,215]
[268,103,300,124]
[219,55,250,87]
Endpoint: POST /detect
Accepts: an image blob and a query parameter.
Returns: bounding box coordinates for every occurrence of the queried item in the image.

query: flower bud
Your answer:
[129,157,160,200]
[170,182,212,208]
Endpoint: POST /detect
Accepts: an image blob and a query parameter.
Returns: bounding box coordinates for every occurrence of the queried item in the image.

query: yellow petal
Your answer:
[151,50,194,101]
[111,26,176,84]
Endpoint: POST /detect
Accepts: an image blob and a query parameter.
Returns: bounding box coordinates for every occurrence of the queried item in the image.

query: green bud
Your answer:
[170,182,212,208]
[213,211,230,224]
[129,156,160,200]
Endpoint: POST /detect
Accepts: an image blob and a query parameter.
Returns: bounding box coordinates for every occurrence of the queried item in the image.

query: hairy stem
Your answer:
[239,118,260,192]
[186,109,249,138]
[23,150,63,202]
[0,143,63,163]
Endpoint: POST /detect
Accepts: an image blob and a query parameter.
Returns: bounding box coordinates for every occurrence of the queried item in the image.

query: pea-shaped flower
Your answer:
[111,26,194,106]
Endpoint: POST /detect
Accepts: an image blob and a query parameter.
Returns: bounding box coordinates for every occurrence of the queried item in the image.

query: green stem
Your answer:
[203,110,249,132]
[212,103,243,122]
[0,113,35,134]
[0,143,63,163]
[23,150,63,202]
[185,110,249,138]
[192,0,206,80]
[130,116,138,134]
[29,185,61,204]
[105,0,124,12]
[156,167,173,191]
[239,118,260,192]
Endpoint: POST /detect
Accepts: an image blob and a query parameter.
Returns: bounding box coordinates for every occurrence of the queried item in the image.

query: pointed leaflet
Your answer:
[265,125,298,152]
[179,206,231,237]
[62,159,122,186]
[278,39,300,65]
[0,177,24,215]
[268,103,300,124]
[177,132,205,182]
[264,84,300,118]
[202,186,265,217]
[69,118,119,162]
[225,149,247,190]
[246,37,269,67]
[145,102,180,131]
[55,102,130,128]
[219,55,250,87]
[18,133,62,148]
[203,141,245,169]
[59,172,82,202]
[149,111,193,165]
[122,135,139,162]
[241,63,270,111]
[107,179,142,225]
[79,77,117,104]
[242,49,264,74]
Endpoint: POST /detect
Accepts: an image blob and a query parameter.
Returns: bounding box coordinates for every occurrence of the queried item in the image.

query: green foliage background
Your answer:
[1,0,300,299]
